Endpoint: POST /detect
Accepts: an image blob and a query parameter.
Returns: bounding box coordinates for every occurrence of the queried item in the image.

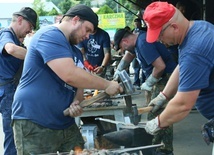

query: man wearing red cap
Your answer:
[143,1,214,150]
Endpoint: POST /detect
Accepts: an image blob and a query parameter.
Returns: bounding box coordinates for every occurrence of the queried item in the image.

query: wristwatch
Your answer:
[101,65,106,69]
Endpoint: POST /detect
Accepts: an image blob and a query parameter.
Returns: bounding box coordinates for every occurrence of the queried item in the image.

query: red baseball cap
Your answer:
[143,2,176,43]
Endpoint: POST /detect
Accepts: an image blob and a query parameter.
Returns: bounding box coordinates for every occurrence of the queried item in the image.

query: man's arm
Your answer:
[162,65,179,98]
[94,47,111,74]
[47,57,123,95]
[160,89,200,127]
[151,56,166,78]
[145,65,179,112]
[4,42,26,59]
[141,56,165,91]
[67,88,84,117]
[79,47,87,60]
[101,47,111,67]
[113,51,135,79]
[73,88,84,102]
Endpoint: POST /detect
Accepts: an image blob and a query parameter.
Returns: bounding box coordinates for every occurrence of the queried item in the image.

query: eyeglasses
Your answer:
[23,18,34,31]
[158,23,171,40]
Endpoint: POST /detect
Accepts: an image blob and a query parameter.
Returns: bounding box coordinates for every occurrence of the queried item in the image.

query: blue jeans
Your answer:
[0,82,17,155]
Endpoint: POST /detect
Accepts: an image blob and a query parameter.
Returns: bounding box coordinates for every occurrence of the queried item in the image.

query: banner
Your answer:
[98,13,125,29]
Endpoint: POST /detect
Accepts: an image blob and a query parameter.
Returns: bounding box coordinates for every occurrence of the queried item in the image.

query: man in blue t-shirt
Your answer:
[113,28,177,155]
[11,4,122,155]
[0,7,37,155]
[143,1,214,150]
[78,27,111,77]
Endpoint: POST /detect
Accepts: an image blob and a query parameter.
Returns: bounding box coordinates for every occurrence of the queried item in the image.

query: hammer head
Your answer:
[118,70,135,95]
[130,105,141,125]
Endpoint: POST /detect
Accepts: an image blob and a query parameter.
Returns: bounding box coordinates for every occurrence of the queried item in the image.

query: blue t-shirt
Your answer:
[0,28,23,80]
[12,26,84,129]
[178,21,214,119]
[135,31,177,78]
[77,27,110,66]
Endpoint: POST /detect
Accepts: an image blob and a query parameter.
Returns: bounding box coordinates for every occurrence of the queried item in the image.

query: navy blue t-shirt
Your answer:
[0,28,23,80]
[134,31,177,78]
[77,27,110,66]
[178,21,214,119]
[12,26,84,129]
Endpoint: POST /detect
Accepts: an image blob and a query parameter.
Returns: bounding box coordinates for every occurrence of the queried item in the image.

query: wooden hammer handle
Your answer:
[63,92,109,116]
[138,106,153,115]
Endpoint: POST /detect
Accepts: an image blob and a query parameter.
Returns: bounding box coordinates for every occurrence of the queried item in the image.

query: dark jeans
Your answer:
[0,82,17,155]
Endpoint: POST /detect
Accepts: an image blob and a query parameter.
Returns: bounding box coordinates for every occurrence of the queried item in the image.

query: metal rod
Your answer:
[112,143,164,153]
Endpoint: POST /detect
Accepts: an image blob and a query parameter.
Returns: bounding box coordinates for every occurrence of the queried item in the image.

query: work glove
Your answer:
[113,59,130,80]
[141,74,159,91]
[148,92,168,113]
[145,116,161,135]
[201,118,214,145]
[84,60,94,71]
[113,70,121,80]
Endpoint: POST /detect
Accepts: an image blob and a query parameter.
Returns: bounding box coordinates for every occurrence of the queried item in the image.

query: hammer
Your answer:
[63,70,135,116]
[131,105,153,125]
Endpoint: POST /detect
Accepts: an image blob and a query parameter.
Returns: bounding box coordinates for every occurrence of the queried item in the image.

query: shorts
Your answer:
[12,119,84,155]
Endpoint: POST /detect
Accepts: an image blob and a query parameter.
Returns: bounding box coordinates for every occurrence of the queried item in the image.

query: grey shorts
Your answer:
[12,119,84,155]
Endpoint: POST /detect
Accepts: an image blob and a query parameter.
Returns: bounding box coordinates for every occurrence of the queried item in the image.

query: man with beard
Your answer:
[0,7,37,155]
[11,4,123,154]
[113,28,177,155]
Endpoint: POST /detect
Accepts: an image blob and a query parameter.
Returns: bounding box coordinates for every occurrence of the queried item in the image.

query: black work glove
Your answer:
[201,118,214,145]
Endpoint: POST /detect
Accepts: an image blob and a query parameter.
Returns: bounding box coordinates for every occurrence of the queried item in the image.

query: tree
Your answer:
[47,8,59,16]
[79,0,91,7]
[96,5,114,14]
[59,0,80,14]
[32,0,48,16]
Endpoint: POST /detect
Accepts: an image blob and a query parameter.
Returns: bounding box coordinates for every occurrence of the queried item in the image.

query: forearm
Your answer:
[73,88,84,102]
[159,98,191,127]
[151,56,165,79]
[4,43,26,59]
[162,65,179,99]
[117,52,134,70]
[159,90,199,127]
[101,52,111,67]
[66,67,110,90]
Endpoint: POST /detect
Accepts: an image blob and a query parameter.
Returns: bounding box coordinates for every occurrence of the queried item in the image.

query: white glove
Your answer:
[148,92,168,113]
[141,74,159,91]
[145,116,161,135]
[113,70,121,80]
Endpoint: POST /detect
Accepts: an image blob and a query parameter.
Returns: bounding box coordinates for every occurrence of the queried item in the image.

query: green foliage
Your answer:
[79,0,91,6]
[32,0,47,16]
[47,8,59,16]
[34,0,142,29]
[96,5,114,14]
[58,0,80,14]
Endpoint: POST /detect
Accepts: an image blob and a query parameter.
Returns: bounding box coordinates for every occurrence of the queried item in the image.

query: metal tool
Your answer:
[63,70,135,116]
[95,117,133,126]
[104,128,153,147]
[131,105,153,125]
[111,143,164,154]
[111,91,141,99]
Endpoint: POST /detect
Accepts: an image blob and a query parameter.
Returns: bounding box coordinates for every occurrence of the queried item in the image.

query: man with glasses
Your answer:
[143,1,214,151]
[113,25,177,155]
[11,4,122,154]
[0,7,37,155]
